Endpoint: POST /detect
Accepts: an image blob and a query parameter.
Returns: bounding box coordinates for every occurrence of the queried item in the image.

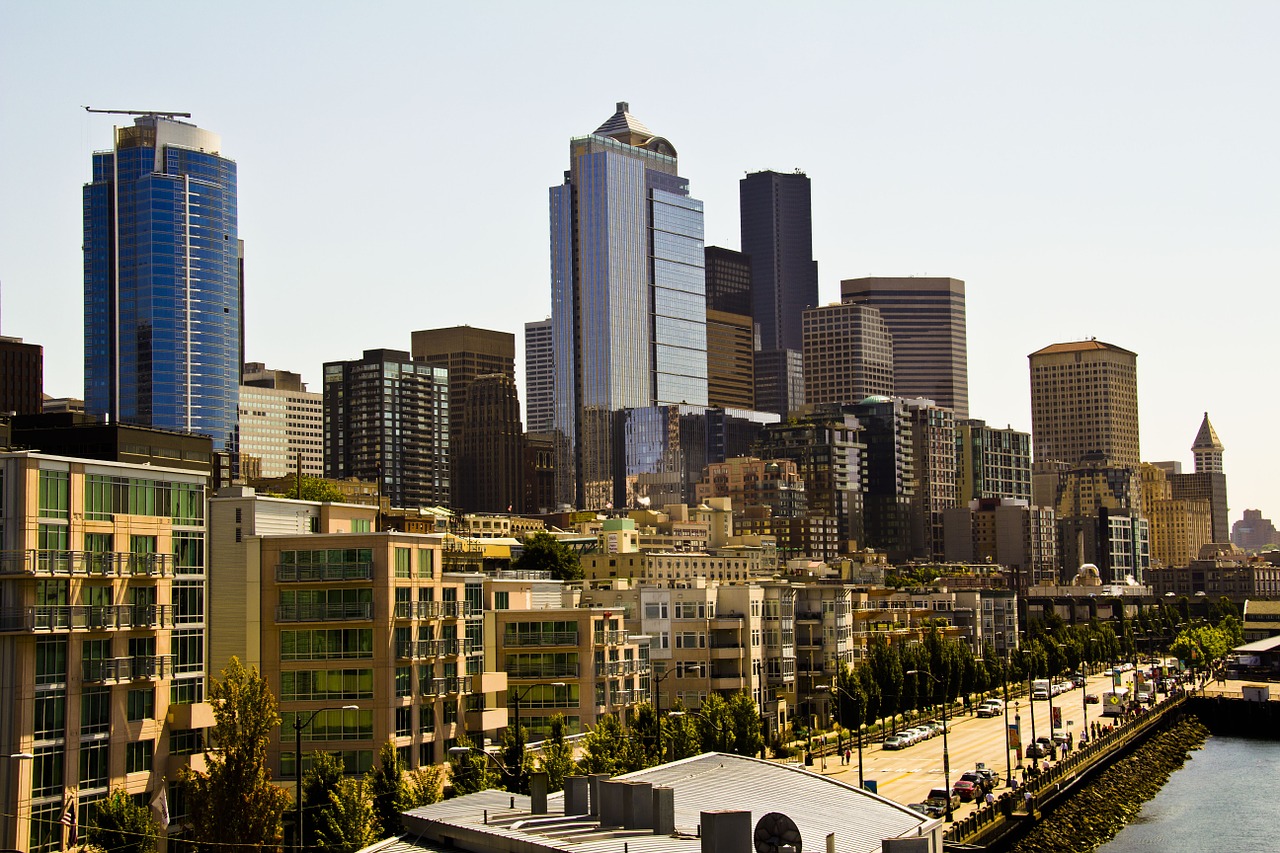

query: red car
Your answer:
[1085,693,1100,704]
[951,779,979,802]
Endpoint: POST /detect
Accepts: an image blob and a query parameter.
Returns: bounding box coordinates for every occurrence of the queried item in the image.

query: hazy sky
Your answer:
[3,2,1277,525]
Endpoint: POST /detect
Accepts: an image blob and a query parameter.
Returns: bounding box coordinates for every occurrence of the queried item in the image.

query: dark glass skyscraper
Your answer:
[740,170,817,416]
[551,102,708,509]
[83,115,241,449]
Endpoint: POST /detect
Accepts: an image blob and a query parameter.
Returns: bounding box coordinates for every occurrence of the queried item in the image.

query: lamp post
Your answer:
[509,682,567,743]
[293,705,360,853]
[448,746,517,786]
[906,670,951,822]
[653,664,701,716]
[1022,652,1038,763]
[1002,650,1014,787]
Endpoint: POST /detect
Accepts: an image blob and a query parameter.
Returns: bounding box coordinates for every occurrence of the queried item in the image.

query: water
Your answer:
[1097,736,1280,852]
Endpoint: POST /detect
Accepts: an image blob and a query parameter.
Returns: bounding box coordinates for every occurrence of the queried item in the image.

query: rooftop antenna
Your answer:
[83,106,192,119]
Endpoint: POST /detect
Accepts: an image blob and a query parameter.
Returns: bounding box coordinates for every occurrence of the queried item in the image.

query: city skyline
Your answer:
[2,3,1278,519]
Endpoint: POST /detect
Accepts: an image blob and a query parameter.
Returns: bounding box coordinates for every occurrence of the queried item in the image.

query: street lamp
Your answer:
[1002,649,1015,787]
[448,746,517,785]
[1021,651,1038,765]
[292,705,360,853]
[819,683,865,789]
[906,670,951,822]
[653,665,701,715]
[509,682,567,743]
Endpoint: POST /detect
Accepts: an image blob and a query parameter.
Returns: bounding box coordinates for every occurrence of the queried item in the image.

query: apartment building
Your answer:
[0,449,212,852]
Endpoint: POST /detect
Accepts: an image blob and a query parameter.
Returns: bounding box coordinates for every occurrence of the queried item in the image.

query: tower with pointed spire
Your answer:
[1192,412,1224,474]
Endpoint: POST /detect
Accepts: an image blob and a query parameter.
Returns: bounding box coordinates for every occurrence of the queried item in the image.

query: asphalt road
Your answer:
[804,668,1132,819]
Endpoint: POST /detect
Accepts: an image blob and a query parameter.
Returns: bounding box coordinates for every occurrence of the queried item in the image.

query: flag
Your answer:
[151,785,170,830]
[60,787,77,849]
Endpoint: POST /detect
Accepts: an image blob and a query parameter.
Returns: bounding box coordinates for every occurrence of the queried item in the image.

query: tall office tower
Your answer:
[955,419,1032,503]
[1192,413,1224,474]
[0,336,42,415]
[741,171,817,418]
[410,326,517,512]
[849,396,917,560]
[1159,414,1229,544]
[323,349,449,510]
[704,246,752,316]
[1027,340,1140,468]
[904,398,957,561]
[550,102,708,509]
[237,362,323,479]
[457,374,524,513]
[0,427,211,851]
[801,301,894,406]
[524,318,554,435]
[754,409,866,547]
[1141,463,1213,568]
[83,115,241,449]
[839,277,969,418]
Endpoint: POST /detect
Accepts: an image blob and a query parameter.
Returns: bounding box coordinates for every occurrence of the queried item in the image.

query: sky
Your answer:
[2,2,1277,524]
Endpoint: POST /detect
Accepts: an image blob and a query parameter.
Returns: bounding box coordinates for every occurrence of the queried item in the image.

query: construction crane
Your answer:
[83,106,191,118]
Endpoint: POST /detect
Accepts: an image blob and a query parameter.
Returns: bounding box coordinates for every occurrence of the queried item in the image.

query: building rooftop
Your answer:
[1192,412,1224,451]
[1029,339,1137,358]
[398,752,937,853]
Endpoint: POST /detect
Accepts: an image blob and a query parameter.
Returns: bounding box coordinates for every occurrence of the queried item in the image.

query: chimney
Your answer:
[700,810,752,853]
[564,776,589,816]
[652,786,675,835]
[622,781,653,830]
[588,774,609,817]
[599,779,627,827]
[530,771,549,815]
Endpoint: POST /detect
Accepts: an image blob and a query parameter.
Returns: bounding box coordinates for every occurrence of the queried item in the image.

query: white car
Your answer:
[976,700,1003,718]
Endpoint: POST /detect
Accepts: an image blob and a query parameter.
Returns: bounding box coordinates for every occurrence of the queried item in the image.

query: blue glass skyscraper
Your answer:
[83,115,241,450]
[550,102,708,509]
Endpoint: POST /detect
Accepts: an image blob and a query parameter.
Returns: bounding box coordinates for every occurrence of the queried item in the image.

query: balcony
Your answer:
[396,639,463,660]
[275,562,372,582]
[504,632,579,647]
[593,660,647,678]
[427,676,472,696]
[507,663,580,679]
[0,550,172,578]
[394,601,438,620]
[0,604,172,633]
[275,602,372,622]
[83,655,174,683]
[593,630,629,646]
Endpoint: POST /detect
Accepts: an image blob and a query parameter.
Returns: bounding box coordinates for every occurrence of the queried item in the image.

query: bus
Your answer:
[1101,687,1132,717]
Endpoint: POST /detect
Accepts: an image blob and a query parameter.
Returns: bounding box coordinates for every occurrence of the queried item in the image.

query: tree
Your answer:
[696,693,736,753]
[181,657,291,852]
[402,765,443,809]
[500,723,535,793]
[627,703,664,769]
[577,714,629,775]
[663,702,701,761]
[726,691,765,757]
[86,787,158,853]
[277,476,346,503]
[512,532,582,581]
[447,734,496,796]
[367,740,406,836]
[538,715,577,792]
[300,751,346,849]
[313,779,379,853]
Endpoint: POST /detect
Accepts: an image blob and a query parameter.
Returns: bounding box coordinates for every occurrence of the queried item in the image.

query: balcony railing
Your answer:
[594,660,648,678]
[0,550,172,577]
[396,639,461,659]
[427,676,472,695]
[275,602,372,622]
[275,562,373,582]
[593,630,629,646]
[505,632,579,647]
[83,655,174,683]
[0,604,172,633]
[506,663,580,679]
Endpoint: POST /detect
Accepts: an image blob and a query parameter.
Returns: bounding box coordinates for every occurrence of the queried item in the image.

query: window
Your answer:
[395,707,412,738]
[494,591,509,610]
[81,687,111,736]
[282,708,374,741]
[419,705,436,734]
[395,666,412,698]
[281,629,374,661]
[280,669,374,702]
[32,746,64,798]
[352,518,371,533]
[34,694,65,740]
[126,741,154,774]
[395,548,411,578]
[173,630,203,674]
[38,469,69,519]
[79,741,110,790]
[418,549,435,578]
[170,729,204,756]
[127,689,154,722]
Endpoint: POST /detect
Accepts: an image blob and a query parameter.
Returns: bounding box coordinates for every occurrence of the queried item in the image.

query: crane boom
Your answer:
[83,106,192,118]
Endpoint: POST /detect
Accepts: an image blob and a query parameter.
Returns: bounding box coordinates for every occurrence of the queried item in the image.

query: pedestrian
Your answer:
[844,748,851,765]
[985,791,995,808]
[1024,790,1033,813]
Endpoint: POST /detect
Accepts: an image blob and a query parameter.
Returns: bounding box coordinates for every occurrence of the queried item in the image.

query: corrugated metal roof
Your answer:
[401,753,939,853]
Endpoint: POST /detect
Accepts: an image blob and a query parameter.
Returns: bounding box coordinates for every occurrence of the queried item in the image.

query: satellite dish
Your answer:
[754,812,802,853]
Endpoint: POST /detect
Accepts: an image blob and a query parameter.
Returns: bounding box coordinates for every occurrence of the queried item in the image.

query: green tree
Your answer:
[313,779,379,853]
[538,715,577,792]
[500,723,535,793]
[86,787,158,853]
[726,691,765,757]
[181,657,291,852]
[300,751,346,849]
[696,693,736,753]
[278,476,346,502]
[402,765,443,809]
[512,532,582,581]
[577,714,629,775]
[366,740,406,836]
[627,703,664,769]
[663,702,701,761]
[448,734,496,795]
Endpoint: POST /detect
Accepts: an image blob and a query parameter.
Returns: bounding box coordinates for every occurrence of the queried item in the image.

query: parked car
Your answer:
[927,787,961,812]
[952,778,979,802]
[959,771,992,796]
[974,765,1001,789]
[1073,673,1087,688]
[910,801,944,818]
[977,699,1003,718]
[883,734,909,750]
[1085,693,1100,704]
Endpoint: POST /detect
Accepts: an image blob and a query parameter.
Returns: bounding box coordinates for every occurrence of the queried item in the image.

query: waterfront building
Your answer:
[840,277,969,418]
[1147,543,1280,603]
[323,349,449,510]
[238,362,323,480]
[550,102,708,509]
[0,336,42,415]
[0,436,211,851]
[801,301,894,406]
[83,115,241,450]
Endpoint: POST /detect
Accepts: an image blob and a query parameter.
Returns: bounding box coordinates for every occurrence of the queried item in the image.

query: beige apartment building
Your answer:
[0,450,212,852]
